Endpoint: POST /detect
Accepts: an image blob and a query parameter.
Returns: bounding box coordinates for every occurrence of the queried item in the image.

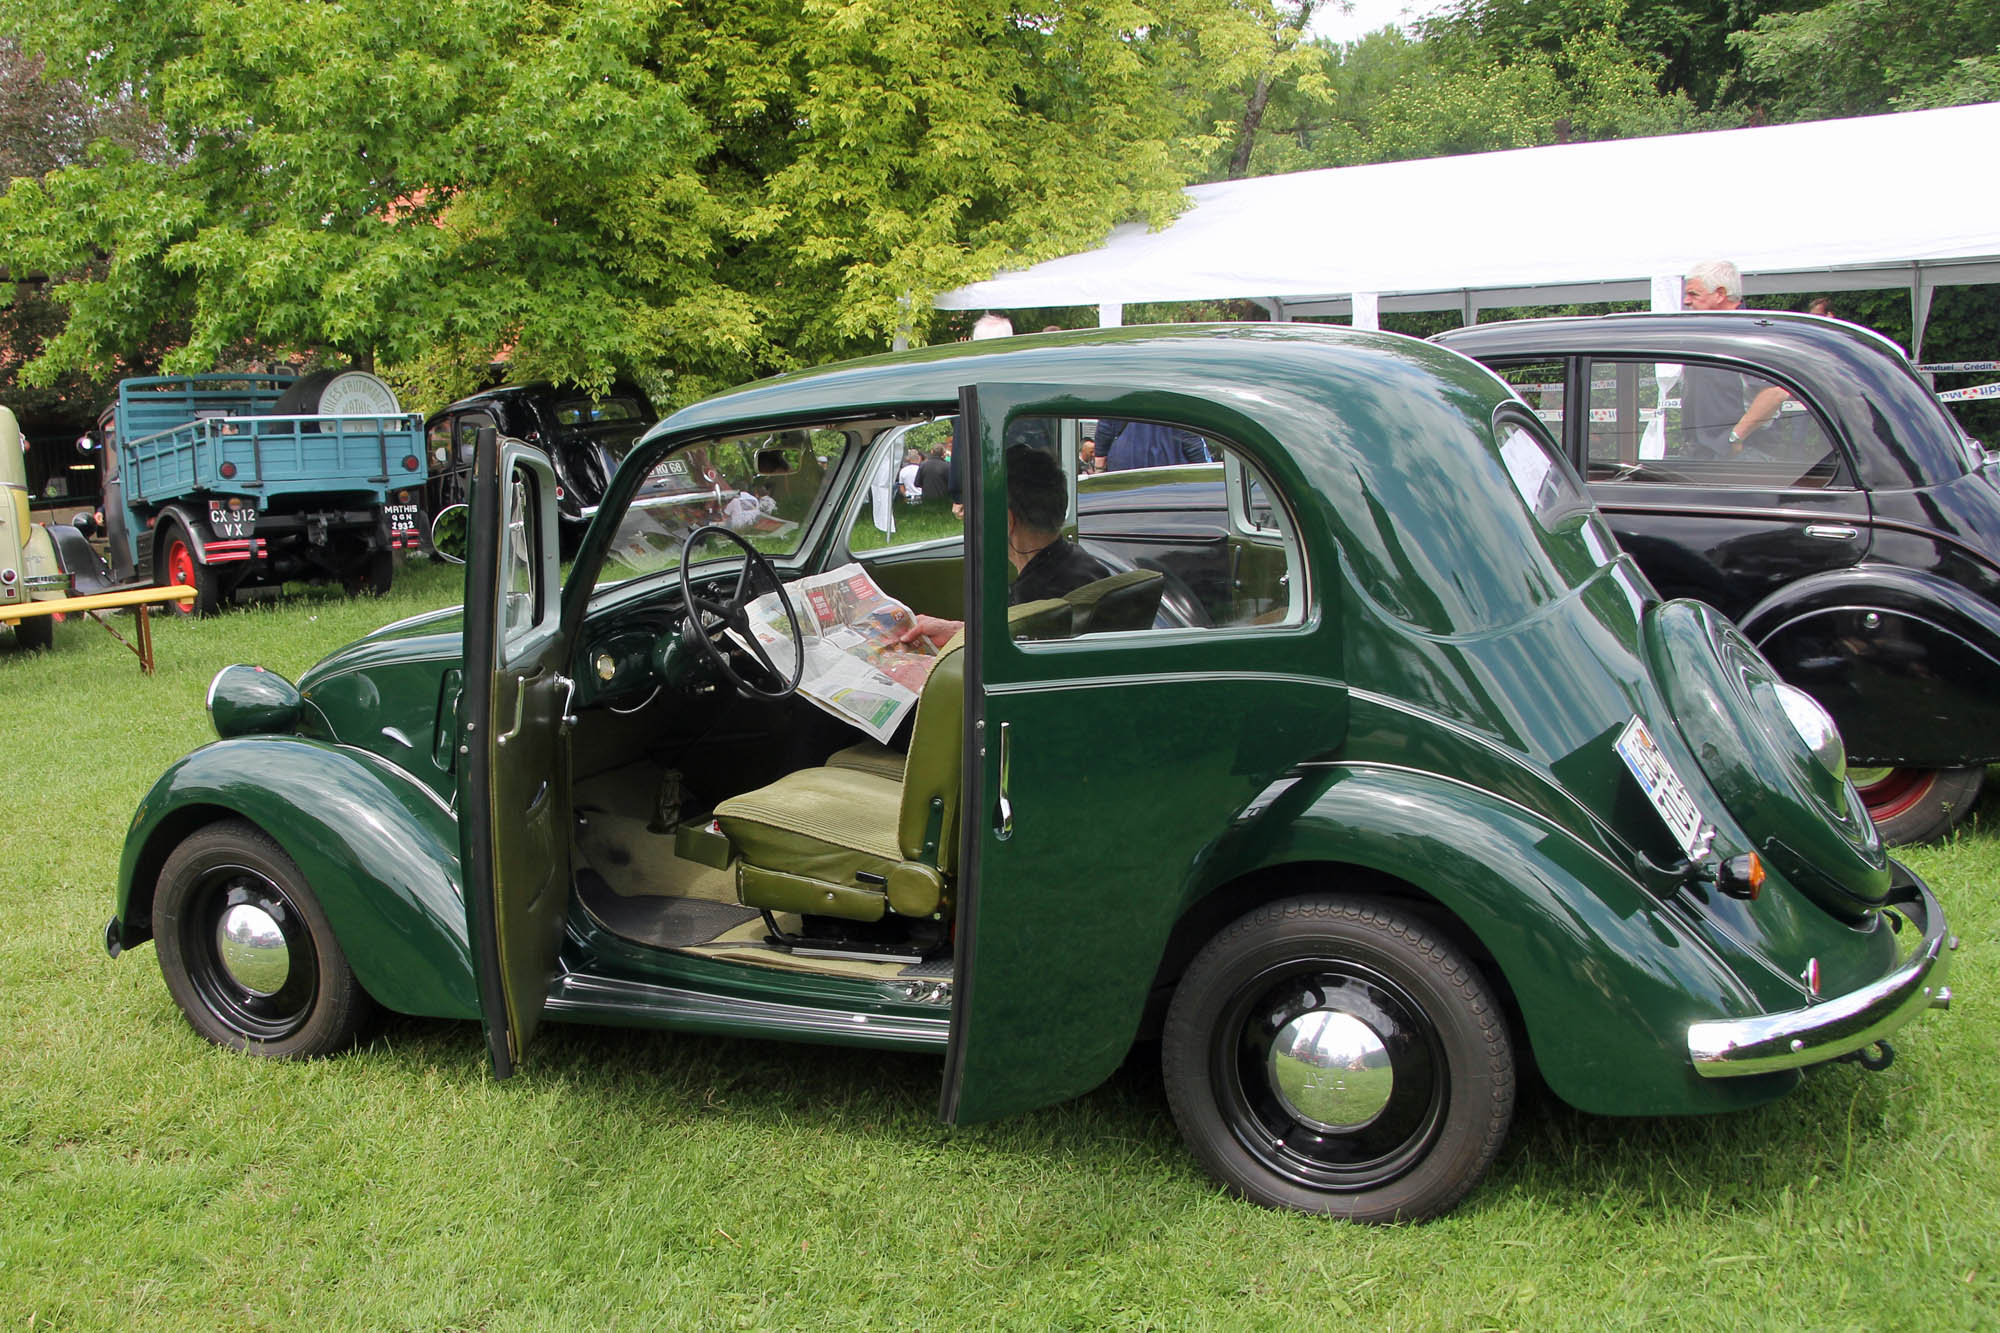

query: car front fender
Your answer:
[1208,764,1800,1117]
[1740,563,2000,766]
[113,736,476,1020]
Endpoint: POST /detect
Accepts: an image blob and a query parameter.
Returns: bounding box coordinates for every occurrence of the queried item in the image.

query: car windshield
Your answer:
[593,426,851,592]
[556,396,648,427]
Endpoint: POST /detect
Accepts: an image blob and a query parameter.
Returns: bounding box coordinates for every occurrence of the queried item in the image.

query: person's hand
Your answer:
[952,503,964,519]
[899,614,962,649]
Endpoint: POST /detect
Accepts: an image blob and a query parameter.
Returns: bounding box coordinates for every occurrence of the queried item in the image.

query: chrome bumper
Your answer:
[1689,869,1953,1078]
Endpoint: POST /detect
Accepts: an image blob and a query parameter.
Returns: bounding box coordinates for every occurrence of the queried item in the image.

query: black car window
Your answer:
[1491,361,1568,436]
[1583,359,1848,489]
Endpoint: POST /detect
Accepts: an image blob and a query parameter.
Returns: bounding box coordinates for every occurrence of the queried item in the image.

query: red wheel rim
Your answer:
[1851,767,1935,824]
[165,540,197,613]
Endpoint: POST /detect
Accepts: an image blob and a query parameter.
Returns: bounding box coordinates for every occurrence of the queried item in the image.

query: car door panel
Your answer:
[460,432,571,1078]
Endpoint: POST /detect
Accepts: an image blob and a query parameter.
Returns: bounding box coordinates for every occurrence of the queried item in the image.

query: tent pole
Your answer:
[1098,302,1124,328]
[1911,266,1936,362]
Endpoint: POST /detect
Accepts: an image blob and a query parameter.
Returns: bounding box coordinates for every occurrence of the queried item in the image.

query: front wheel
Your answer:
[1851,765,1986,845]
[343,549,394,598]
[154,820,375,1057]
[157,525,221,616]
[1162,895,1514,1223]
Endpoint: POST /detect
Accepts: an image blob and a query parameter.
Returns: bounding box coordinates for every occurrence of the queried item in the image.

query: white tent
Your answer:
[936,102,2000,356]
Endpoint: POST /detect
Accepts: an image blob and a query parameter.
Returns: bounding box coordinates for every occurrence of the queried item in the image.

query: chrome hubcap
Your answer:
[1267,1008,1395,1132]
[214,902,291,995]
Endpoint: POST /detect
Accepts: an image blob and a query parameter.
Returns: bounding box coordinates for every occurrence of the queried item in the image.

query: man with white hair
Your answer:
[1680,260,1790,457]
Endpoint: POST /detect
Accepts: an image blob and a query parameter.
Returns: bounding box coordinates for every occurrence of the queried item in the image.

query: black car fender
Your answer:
[45,522,114,595]
[1740,563,2000,767]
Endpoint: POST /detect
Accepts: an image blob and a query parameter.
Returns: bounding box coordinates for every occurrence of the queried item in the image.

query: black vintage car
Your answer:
[1434,312,2000,843]
[424,380,656,550]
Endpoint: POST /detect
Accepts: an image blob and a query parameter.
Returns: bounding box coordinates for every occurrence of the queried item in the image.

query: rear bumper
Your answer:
[1688,866,1953,1077]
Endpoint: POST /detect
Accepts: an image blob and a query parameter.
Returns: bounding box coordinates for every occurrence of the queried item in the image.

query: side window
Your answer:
[1009,418,1300,643]
[848,419,963,554]
[1587,359,1846,488]
[1492,361,1568,434]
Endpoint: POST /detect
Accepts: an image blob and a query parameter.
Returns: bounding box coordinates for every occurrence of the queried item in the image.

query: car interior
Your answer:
[542,412,1301,985]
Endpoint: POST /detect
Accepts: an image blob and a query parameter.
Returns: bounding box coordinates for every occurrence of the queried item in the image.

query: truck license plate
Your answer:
[386,504,421,536]
[208,505,254,539]
[1614,716,1707,858]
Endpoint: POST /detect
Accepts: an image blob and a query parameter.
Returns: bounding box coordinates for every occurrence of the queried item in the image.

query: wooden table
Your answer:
[1,585,200,673]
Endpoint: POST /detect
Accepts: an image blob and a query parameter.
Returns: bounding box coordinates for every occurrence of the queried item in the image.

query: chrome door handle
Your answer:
[495,677,528,746]
[994,721,1013,841]
[1803,524,1859,540]
[553,673,577,728]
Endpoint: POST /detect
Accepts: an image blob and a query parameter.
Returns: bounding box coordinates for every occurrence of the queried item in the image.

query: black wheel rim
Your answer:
[177,860,321,1043]
[1212,959,1448,1193]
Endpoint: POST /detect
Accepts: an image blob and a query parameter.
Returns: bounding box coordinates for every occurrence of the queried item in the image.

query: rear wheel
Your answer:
[1850,765,1985,845]
[154,820,374,1057]
[158,525,220,616]
[1162,895,1514,1223]
[12,613,53,650]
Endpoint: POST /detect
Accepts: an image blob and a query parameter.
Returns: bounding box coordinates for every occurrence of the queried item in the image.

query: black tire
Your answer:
[156,521,221,616]
[1852,765,1986,845]
[12,613,53,650]
[343,548,394,597]
[1162,894,1514,1223]
[154,820,375,1057]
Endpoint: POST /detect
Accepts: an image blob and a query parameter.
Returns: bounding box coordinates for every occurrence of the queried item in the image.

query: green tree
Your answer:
[0,0,1264,409]
[1733,0,2000,118]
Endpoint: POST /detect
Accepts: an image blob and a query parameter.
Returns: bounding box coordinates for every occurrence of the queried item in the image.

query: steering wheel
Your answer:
[677,524,807,700]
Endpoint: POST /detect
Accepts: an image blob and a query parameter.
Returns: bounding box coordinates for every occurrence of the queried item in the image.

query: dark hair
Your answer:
[1006,444,1067,532]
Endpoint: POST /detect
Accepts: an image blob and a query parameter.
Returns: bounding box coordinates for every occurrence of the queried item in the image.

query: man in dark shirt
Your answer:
[1094,417,1210,470]
[915,444,951,503]
[899,444,1112,647]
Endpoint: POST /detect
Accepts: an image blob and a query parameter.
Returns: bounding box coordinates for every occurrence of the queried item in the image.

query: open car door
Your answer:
[460,429,573,1078]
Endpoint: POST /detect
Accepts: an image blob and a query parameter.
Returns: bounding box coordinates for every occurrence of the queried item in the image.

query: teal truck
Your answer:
[93,370,427,614]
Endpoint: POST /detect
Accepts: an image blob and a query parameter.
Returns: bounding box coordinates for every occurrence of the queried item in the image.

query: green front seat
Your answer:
[714,638,969,924]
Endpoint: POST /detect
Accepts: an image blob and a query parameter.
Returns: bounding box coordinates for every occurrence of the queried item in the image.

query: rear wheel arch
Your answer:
[1150,862,1526,1051]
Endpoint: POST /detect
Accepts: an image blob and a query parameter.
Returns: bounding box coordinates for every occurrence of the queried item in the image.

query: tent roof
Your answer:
[936,102,2000,318]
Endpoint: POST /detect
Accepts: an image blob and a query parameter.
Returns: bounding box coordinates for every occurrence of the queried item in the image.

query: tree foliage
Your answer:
[1733,0,2000,118]
[0,0,1270,407]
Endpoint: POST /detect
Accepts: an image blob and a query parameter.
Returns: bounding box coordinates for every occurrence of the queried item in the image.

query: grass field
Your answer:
[1,559,1994,1330]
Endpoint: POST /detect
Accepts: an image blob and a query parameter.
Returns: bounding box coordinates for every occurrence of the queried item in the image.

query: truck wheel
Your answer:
[12,614,53,650]
[158,526,221,616]
[154,819,376,1057]
[343,549,394,598]
[1162,895,1514,1223]
[1851,765,1985,845]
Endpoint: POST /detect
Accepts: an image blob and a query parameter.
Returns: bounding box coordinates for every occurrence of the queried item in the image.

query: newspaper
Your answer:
[730,562,942,743]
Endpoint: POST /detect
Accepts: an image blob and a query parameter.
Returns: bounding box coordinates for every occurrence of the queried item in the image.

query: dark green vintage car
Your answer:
[108,326,1954,1223]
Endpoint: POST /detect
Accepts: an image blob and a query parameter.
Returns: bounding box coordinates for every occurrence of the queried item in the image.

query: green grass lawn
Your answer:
[1,560,1994,1329]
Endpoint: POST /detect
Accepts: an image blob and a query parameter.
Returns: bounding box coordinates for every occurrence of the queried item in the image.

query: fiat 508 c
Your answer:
[108,325,1953,1222]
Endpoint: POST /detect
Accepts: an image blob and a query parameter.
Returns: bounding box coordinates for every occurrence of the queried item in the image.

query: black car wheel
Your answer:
[1162,895,1514,1223]
[1851,765,1986,845]
[154,820,374,1057]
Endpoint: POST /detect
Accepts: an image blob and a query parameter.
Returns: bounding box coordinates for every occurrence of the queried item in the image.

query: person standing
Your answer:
[1680,261,1791,458]
[1094,418,1210,470]
[916,443,951,504]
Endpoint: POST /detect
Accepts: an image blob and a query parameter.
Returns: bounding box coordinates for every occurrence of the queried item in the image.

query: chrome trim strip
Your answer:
[1688,872,1951,1077]
[545,971,953,1049]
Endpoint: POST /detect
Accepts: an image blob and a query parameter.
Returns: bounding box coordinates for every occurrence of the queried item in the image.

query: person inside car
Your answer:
[897,444,1112,649]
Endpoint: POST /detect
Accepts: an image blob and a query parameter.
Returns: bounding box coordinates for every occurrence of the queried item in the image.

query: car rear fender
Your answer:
[114,736,476,1020]
[1199,764,1799,1116]
[1740,563,2000,766]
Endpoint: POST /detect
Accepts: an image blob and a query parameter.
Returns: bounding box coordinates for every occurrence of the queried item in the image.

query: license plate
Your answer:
[1614,716,1707,858]
[386,503,421,536]
[208,505,255,539]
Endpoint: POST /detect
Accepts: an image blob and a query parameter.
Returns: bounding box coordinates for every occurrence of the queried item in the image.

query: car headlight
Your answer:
[1774,682,1845,782]
[208,663,303,739]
